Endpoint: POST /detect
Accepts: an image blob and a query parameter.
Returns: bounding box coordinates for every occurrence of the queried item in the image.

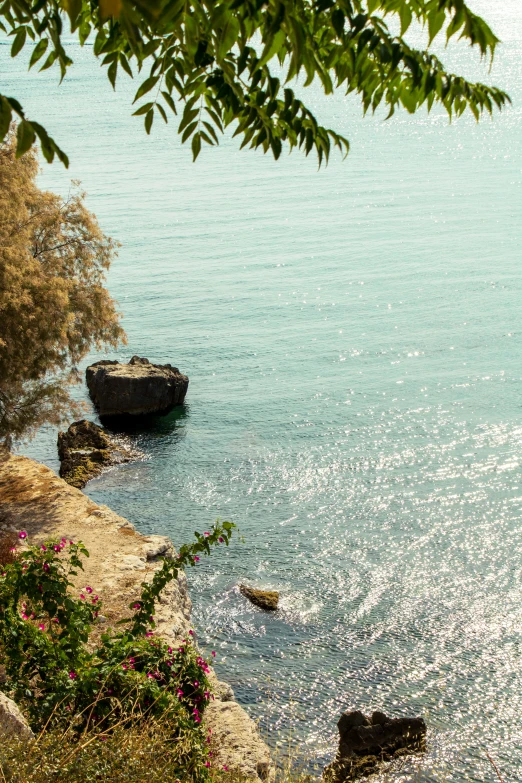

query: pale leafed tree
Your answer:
[0,129,125,446]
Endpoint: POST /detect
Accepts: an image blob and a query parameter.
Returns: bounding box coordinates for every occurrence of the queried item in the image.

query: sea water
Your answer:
[4,1,522,778]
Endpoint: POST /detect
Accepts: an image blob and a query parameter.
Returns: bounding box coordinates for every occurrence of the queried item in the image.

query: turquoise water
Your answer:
[5,1,522,778]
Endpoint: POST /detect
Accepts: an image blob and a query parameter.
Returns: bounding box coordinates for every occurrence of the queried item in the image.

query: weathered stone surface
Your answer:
[0,452,273,783]
[323,710,426,783]
[240,585,279,611]
[86,356,189,418]
[205,700,275,782]
[57,419,138,488]
[0,692,33,740]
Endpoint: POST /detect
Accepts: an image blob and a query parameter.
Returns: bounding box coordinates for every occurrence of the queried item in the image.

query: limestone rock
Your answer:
[323,710,426,783]
[240,585,279,611]
[0,692,33,740]
[57,419,137,488]
[205,700,275,782]
[86,356,189,418]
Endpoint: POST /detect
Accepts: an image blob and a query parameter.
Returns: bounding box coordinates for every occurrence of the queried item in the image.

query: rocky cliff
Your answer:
[0,450,273,782]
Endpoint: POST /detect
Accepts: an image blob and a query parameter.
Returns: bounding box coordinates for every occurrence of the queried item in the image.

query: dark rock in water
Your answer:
[323,710,426,783]
[239,585,279,611]
[85,356,189,418]
[57,419,137,488]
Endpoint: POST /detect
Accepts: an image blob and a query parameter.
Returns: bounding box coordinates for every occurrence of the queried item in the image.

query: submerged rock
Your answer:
[86,356,189,418]
[323,710,426,782]
[239,585,279,611]
[57,419,137,488]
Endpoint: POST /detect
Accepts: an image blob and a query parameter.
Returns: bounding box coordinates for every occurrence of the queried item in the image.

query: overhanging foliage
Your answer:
[0,1,511,166]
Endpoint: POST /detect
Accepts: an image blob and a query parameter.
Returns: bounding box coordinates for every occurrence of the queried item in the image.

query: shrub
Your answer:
[0,522,235,782]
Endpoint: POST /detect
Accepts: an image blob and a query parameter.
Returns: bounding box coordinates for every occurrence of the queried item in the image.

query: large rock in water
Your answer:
[323,710,426,782]
[57,419,137,488]
[86,356,189,418]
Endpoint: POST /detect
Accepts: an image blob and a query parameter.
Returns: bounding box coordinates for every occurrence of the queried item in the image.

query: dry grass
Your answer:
[0,717,213,783]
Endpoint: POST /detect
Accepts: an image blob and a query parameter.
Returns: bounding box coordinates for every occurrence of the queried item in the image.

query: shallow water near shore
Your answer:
[7,1,522,779]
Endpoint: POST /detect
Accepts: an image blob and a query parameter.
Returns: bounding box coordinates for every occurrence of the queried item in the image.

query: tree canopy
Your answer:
[0,1,510,167]
[0,131,124,445]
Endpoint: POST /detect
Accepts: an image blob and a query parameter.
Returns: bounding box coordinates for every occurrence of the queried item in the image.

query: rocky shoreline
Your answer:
[0,450,273,782]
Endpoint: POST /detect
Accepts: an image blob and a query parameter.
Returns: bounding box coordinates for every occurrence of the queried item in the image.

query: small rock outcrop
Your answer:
[239,585,279,611]
[0,692,34,740]
[86,356,189,418]
[57,419,137,488]
[323,710,426,782]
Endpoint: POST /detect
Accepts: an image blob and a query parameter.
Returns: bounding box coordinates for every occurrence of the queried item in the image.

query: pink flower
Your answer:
[85,586,93,594]
[18,531,27,540]
[204,532,210,537]
[205,761,211,768]
[132,603,141,610]
[21,612,29,620]
[168,647,173,654]
[211,650,216,657]
[219,537,224,543]
[166,660,172,667]
[53,617,59,624]
[69,671,77,680]
[43,563,50,572]
[128,657,135,664]
[193,556,200,562]
[38,623,45,631]
[69,540,74,545]
[79,594,86,600]
[194,716,201,723]
[146,672,154,678]
[53,545,60,552]
[122,664,128,670]
[149,615,154,622]
[92,596,99,603]
[40,545,47,551]
[223,765,229,771]
[193,681,199,687]
[188,630,194,636]
[9,547,16,553]
[204,691,210,699]
[61,537,67,543]
[145,632,154,638]
[177,689,184,698]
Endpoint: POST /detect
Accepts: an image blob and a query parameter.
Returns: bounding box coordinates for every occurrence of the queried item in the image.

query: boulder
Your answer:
[239,585,279,611]
[323,710,426,783]
[86,356,189,418]
[57,419,138,488]
[0,692,33,740]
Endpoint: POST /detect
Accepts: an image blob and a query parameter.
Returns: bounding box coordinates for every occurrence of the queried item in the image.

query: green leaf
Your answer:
[11,28,27,58]
[181,120,198,142]
[145,108,154,134]
[192,133,202,159]
[133,75,160,104]
[0,96,13,142]
[16,119,36,157]
[108,60,118,89]
[133,102,154,116]
[217,16,239,60]
[161,91,177,115]
[64,0,82,30]
[39,50,57,72]
[428,10,446,44]
[29,38,48,69]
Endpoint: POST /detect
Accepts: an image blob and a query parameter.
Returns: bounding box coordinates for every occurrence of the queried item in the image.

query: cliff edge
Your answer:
[0,450,273,782]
